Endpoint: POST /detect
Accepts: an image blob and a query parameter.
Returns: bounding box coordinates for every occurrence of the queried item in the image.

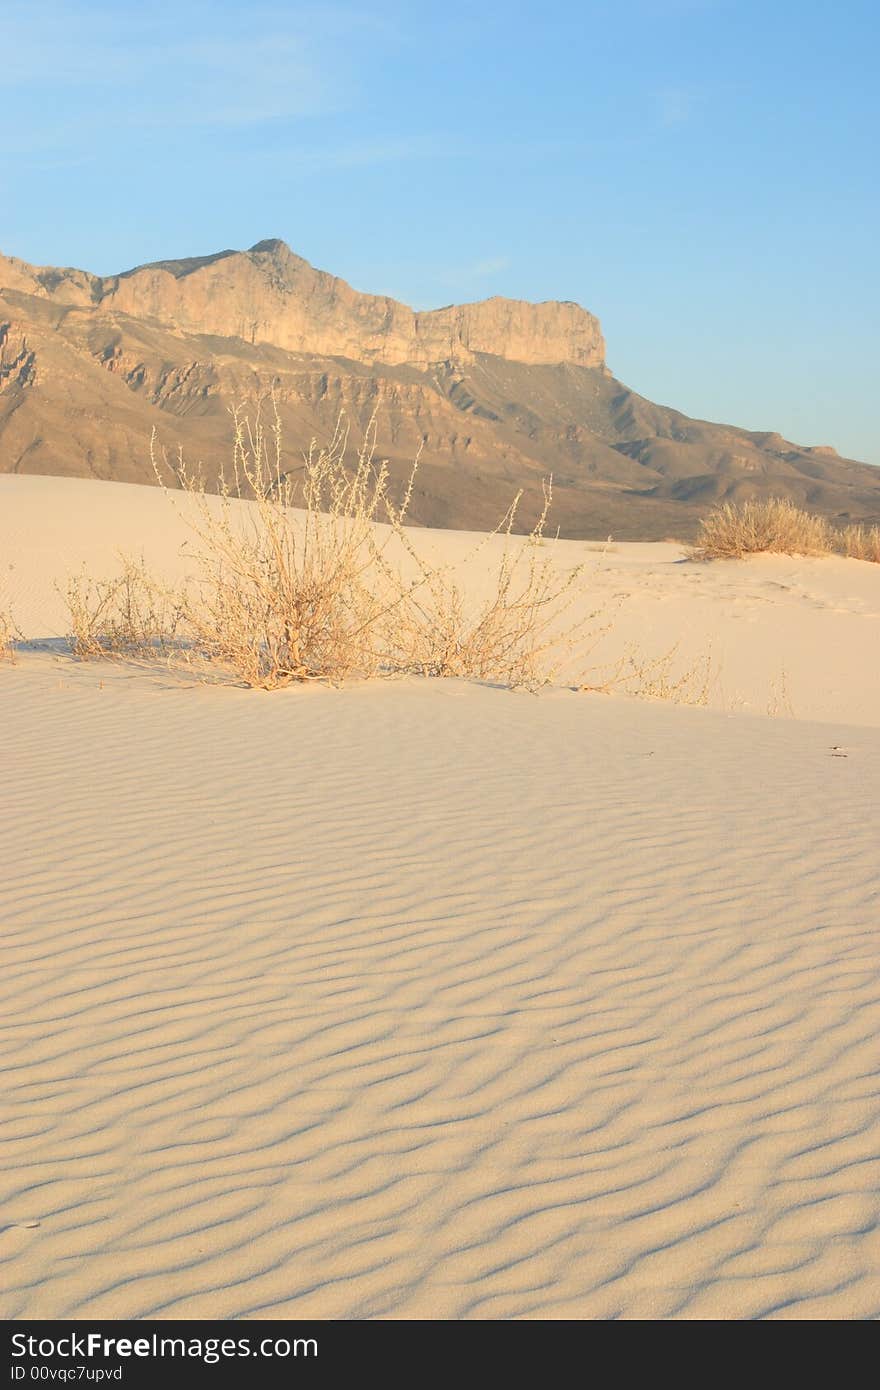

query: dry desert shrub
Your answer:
[837,523,880,563]
[65,556,185,660]
[60,405,605,691]
[151,407,421,688]
[0,604,16,663]
[767,668,795,718]
[690,498,832,559]
[148,401,609,690]
[383,483,596,688]
[581,642,714,707]
[68,406,740,703]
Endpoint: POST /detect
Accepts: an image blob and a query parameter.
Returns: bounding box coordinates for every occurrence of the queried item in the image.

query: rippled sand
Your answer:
[2,476,879,1319]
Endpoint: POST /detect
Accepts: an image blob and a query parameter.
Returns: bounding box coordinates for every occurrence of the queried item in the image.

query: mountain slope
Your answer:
[1,241,878,539]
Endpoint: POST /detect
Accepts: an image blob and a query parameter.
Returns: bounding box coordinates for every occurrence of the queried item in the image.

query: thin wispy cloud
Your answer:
[469,256,512,277]
[3,2,389,133]
[260,133,632,182]
[442,255,512,282]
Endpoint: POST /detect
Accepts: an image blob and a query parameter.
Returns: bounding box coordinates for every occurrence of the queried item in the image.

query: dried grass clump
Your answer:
[690,498,832,560]
[837,524,880,563]
[66,557,185,660]
[691,499,880,565]
[384,484,592,689]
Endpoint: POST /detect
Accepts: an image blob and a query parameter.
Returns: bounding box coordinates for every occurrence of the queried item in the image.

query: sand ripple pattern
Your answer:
[2,663,879,1319]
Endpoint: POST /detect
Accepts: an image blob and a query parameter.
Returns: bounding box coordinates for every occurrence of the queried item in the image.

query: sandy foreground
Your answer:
[1,474,879,1319]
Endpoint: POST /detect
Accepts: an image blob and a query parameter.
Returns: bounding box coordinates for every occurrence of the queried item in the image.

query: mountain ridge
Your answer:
[1,240,878,540]
[0,240,607,370]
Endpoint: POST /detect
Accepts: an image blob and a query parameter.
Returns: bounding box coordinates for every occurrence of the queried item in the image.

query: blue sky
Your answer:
[2,0,878,462]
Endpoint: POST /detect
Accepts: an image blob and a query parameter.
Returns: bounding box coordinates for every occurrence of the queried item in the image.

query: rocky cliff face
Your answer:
[0,240,607,370]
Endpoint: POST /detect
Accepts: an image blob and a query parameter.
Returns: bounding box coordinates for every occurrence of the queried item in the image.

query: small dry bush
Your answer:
[56,404,607,692]
[766,668,795,718]
[581,642,714,707]
[152,408,421,688]
[690,498,832,559]
[65,556,185,660]
[837,524,880,563]
[384,483,593,688]
[68,405,740,702]
[1,604,16,663]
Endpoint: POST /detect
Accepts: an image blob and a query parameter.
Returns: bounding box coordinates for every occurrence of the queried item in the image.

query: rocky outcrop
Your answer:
[0,241,606,369]
[0,321,37,391]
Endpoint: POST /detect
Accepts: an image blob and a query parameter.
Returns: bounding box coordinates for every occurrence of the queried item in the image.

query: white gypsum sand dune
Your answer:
[1,473,879,1319]
[2,474,880,723]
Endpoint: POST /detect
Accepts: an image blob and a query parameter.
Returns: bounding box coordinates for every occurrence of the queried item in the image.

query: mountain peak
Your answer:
[248,238,292,256]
